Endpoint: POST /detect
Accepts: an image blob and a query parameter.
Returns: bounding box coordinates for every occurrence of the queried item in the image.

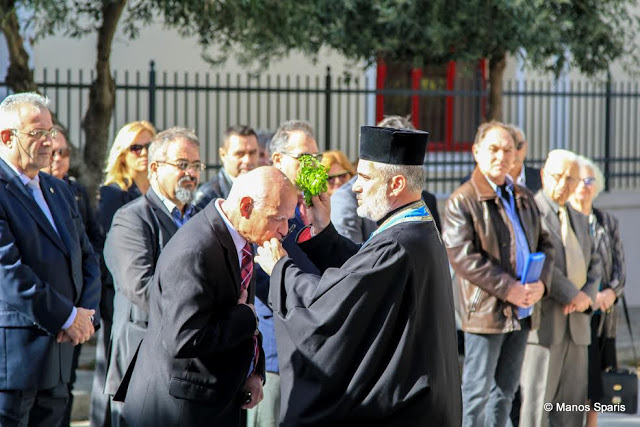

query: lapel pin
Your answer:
[49,188,54,194]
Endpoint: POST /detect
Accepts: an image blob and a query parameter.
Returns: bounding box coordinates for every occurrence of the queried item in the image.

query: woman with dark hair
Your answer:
[569,155,626,427]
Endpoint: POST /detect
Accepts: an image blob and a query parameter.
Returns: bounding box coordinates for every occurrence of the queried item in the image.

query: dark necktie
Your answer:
[240,242,259,374]
[499,184,511,205]
[240,242,253,291]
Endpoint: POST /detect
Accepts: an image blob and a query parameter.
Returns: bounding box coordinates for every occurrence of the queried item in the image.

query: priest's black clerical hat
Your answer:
[359,126,429,165]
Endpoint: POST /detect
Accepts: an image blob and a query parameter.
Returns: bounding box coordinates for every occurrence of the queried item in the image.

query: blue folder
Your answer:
[518,252,546,318]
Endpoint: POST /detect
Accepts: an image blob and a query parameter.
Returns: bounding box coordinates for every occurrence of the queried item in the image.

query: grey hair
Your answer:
[576,154,606,196]
[543,149,578,171]
[508,124,526,143]
[148,127,200,164]
[374,163,425,193]
[0,92,50,129]
[377,115,415,130]
[269,120,315,154]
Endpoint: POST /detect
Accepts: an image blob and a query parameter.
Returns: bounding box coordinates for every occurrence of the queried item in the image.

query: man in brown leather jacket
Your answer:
[443,121,554,427]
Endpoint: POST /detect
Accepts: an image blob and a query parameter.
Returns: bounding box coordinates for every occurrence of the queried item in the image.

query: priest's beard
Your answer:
[357,183,393,222]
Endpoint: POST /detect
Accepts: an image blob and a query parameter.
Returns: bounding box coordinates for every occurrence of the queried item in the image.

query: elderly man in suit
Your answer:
[194,124,259,209]
[103,127,202,425]
[0,92,101,426]
[520,149,602,427]
[121,166,298,426]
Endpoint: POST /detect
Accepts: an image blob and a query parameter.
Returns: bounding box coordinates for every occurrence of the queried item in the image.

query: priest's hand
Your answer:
[255,238,288,276]
[307,193,331,235]
[241,373,264,409]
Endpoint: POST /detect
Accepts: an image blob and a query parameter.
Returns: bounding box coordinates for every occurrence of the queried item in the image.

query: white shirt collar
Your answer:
[517,165,526,186]
[214,198,248,262]
[152,185,178,216]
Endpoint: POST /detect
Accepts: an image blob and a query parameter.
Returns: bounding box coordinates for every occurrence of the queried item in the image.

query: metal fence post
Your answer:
[149,60,156,125]
[604,70,612,192]
[324,66,331,151]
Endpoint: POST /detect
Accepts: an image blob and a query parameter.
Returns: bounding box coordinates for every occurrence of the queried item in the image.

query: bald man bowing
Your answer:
[120,167,298,427]
[256,126,461,426]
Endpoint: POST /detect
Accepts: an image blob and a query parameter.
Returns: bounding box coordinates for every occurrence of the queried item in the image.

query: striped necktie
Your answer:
[240,242,253,291]
[240,242,259,375]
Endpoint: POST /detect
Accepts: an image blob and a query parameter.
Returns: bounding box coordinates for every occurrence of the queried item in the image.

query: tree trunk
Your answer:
[0,0,38,93]
[82,0,127,205]
[486,50,506,122]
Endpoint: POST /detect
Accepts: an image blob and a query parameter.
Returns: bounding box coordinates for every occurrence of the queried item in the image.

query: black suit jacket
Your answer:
[104,188,189,395]
[193,168,233,210]
[122,201,264,426]
[0,158,101,390]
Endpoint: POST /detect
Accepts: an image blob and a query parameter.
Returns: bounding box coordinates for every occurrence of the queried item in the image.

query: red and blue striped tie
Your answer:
[240,242,259,374]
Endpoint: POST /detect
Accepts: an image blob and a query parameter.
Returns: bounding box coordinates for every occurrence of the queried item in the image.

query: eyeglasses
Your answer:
[582,177,596,186]
[156,160,206,172]
[51,148,70,158]
[128,143,152,155]
[545,171,578,185]
[516,140,525,150]
[280,151,323,161]
[328,172,350,184]
[13,128,58,141]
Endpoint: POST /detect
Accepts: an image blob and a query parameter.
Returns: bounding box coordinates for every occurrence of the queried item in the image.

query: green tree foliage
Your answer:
[0,0,155,199]
[155,0,639,120]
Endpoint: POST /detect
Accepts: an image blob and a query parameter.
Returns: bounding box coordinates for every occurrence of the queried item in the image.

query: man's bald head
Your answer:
[223,166,298,244]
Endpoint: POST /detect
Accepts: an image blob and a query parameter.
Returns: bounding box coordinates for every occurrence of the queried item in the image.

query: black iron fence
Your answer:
[2,62,638,195]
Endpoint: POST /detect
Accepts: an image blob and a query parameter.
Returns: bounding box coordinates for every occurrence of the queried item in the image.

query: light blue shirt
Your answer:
[4,162,76,329]
[484,174,532,319]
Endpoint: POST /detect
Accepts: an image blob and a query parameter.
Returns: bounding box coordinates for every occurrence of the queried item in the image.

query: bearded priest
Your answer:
[256,126,462,427]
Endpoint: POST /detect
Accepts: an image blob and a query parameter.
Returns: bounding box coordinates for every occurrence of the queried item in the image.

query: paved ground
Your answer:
[69,307,640,425]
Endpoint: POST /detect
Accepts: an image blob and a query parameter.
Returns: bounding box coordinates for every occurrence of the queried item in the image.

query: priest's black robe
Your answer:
[269,217,462,427]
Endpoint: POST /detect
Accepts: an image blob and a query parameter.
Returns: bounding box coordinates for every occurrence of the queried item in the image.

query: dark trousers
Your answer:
[0,383,68,427]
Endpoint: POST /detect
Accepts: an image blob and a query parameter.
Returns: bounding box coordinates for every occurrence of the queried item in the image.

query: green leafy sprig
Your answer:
[295,154,329,206]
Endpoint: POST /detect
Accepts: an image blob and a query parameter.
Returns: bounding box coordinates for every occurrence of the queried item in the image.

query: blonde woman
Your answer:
[320,150,356,196]
[91,120,155,427]
[97,121,156,232]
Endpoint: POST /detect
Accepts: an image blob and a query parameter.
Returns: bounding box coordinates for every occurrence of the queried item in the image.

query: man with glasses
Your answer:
[0,93,101,426]
[246,120,322,427]
[103,127,202,426]
[194,125,259,209]
[520,149,602,427]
